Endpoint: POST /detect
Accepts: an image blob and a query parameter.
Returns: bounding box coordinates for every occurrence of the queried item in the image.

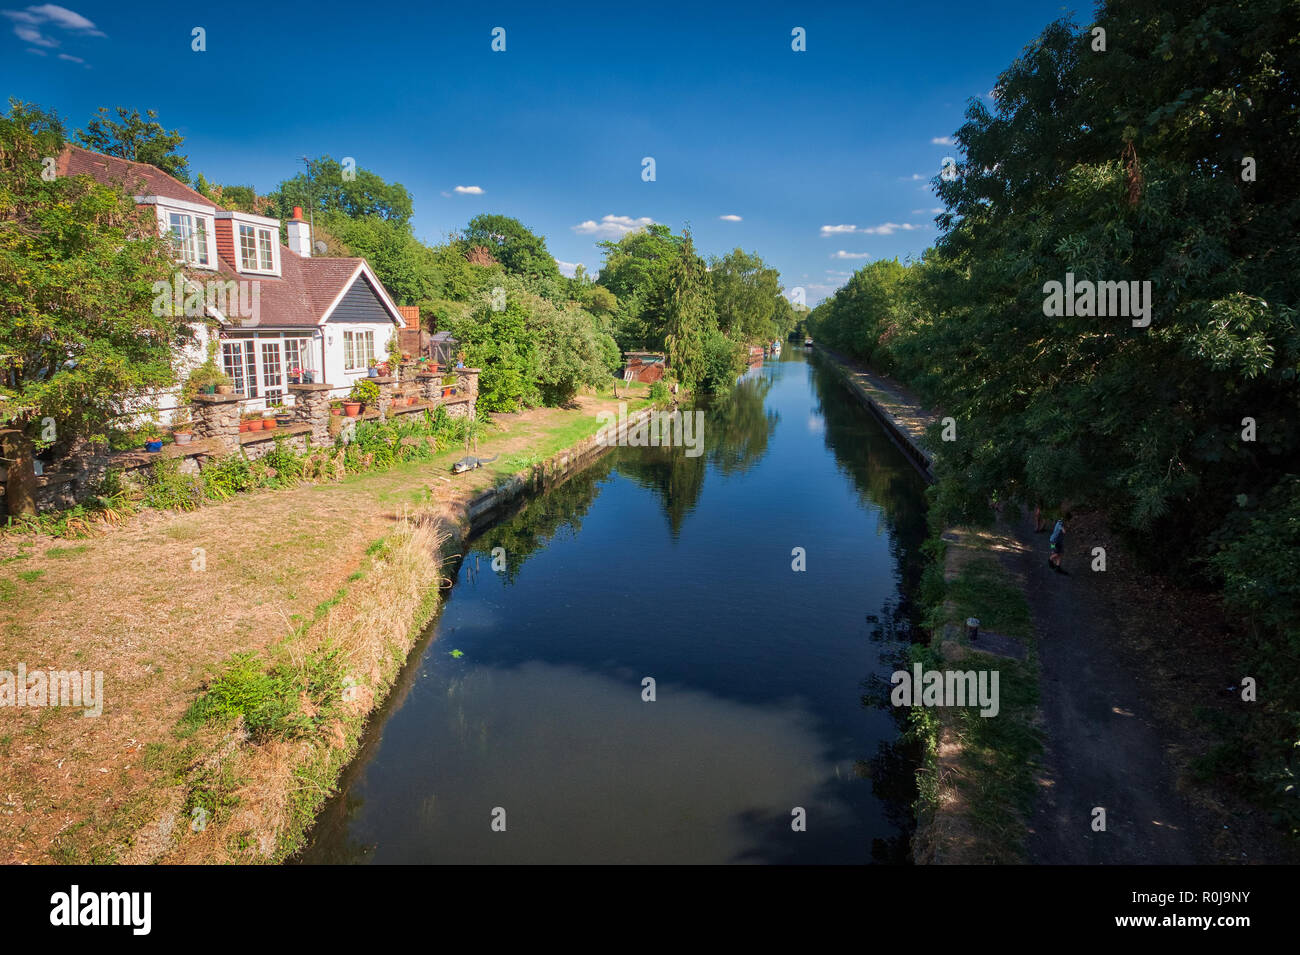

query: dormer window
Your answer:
[239,223,275,272]
[168,211,210,266]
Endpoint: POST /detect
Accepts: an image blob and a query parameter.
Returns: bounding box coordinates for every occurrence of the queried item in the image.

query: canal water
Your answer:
[301,349,929,864]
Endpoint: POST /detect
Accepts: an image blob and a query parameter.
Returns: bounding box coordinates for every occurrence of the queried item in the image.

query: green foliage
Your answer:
[270,155,412,224]
[0,101,194,445]
[462,214,561,285]
[648,380,670,405]
[75,106,189,182]
[349,379,380,405]
[450,297,540,412]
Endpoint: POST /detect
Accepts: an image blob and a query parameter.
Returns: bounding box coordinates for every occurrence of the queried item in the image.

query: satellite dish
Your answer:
[314,240,328,255]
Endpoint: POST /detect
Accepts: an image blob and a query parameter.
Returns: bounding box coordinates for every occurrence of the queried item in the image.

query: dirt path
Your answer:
[995,510,1206,864]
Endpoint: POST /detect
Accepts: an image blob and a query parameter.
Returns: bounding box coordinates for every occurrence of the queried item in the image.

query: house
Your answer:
[57,145,409,413]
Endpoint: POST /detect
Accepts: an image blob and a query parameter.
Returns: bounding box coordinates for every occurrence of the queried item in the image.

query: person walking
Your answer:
[1048,512,1069,573]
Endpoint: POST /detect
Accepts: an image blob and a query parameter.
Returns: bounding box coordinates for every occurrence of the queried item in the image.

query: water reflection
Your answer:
[300,352,929,864]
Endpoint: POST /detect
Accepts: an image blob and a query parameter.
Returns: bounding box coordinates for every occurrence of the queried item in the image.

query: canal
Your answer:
[301,349,930,864]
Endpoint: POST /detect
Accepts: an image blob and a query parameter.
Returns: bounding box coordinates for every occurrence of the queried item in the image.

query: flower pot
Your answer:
[246,418,264,432]
[145,440,163,452]
[289,375,301,385]
[262,417,277,431]
[201,384,216,395]
[303,371,315,384]
[217,385,233,395]
[367,368,378,378]
[343,402,362,417]
[173,431,193,445]
[331,406,342,416]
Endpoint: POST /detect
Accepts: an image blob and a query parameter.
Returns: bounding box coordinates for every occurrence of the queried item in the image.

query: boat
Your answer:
[804,337,813,347]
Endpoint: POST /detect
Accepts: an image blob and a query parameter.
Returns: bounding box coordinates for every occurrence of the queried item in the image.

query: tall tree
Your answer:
[270,155,413,224]
[462,214,561,285]
[75,107,190,182]
[1,102,193,514]
[661,230,715,390]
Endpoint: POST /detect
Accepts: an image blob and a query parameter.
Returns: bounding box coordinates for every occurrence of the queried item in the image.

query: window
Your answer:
[238,224,275,272]
[222,341,256,397]
[168,212,209,266]
[260,341,283,403]
[343,330,375,372]
[285,337,315,377]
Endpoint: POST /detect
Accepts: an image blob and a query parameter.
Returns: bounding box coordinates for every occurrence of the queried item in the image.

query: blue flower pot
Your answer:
[145,440,163,452]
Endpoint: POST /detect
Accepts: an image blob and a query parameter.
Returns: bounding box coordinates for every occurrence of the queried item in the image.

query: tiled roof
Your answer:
[58,145,217,208]
[58,145,400,329]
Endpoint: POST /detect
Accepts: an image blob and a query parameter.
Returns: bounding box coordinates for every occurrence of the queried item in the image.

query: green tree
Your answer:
[1,102,194,514]
[270,156,413,224]
[75,106,190,182]
[462,214,561,286]
[661,231,716,391]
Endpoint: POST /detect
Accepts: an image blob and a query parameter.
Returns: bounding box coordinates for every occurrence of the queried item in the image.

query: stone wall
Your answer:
[20,373,479,514]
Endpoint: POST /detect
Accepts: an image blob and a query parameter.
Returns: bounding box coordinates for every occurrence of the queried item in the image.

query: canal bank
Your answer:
[0,390,657,864]
[811,345,1043,864]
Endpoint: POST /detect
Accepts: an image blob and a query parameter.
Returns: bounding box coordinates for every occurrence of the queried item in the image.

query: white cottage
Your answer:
[58,146,408,413]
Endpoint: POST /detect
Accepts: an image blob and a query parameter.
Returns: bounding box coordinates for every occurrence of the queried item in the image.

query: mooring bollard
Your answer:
[966,617,980,641]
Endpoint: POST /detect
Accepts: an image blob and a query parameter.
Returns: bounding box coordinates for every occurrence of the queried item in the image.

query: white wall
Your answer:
[321,322,398,399]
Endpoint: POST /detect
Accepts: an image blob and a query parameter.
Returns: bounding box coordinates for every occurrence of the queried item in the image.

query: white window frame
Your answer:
[218,212,281,277]
[144,198,218,271]
[342,329,375,372]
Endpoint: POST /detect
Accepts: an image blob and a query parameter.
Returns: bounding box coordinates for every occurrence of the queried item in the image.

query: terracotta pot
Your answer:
[247,418,264,432]
[216,385,233,395]
[442,388,452,397]
[262,417,277,430]
[173,431,193,445]
[331,406,342,416]
[239,420,252,433]
[343,402,362,417]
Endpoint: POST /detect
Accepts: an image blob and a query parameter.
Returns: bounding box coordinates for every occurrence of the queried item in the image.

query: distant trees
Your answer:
[75,106,190,182]
[463,214,562,286]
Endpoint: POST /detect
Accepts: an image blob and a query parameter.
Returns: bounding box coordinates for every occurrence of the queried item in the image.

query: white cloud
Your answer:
[859,222,924,235]
[900,173,926,181]
[832,251,871,260]
[912,208,946,215]
[718,214,742,222]
[56,51,81,62]
[930,136,955,146]
[452,185,484,195]
[572,214,656,238]
[823,222,926,238]
[825,269,851,278]
[554,260,585,278]
[3,4,106,49]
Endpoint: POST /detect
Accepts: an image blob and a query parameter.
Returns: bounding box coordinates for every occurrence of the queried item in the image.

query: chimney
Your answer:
[287,206,312,258]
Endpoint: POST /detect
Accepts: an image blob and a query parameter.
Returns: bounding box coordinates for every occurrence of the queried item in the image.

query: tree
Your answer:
[1,102,194,515]
[76,107,190,182]
[270,156,413,224]
[462,214,562,285]
[709,248,782,342]
[661,231,716,391]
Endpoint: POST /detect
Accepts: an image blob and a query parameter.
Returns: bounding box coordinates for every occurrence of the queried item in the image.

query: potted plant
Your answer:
[143,428,163,452]
[302,369,315,384]
[288,366,303,385]
[442,372,458,398]
[262,408,278,430]
[172,408,194,445]
[367,359,379,378]
[350,378,380,414]
[330,400,343,417]
[243,412,264,432]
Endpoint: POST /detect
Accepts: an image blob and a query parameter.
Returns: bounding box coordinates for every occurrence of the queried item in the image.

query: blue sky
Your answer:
[2,0,1084,304]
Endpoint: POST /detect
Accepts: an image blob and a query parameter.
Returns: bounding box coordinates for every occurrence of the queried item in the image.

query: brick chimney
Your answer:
[287,206,312,258]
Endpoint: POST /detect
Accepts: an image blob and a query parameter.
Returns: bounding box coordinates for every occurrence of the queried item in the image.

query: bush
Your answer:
[349,378,380,405]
